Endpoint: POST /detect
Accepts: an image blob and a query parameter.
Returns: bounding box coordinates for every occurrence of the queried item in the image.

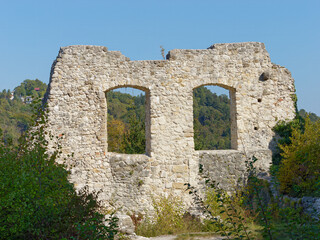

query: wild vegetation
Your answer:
[134,155,320,240]
[274,116,320,197]
[0,79,47,145]
[0,103,118,239]
[299,108,320,122]
[193,86,231,150]
[184,155,320,240]
[106,90,146,154]
[134,195,205,237]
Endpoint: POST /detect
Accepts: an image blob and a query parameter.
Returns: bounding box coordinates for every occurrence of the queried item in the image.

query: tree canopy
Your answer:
[0,79,47,145]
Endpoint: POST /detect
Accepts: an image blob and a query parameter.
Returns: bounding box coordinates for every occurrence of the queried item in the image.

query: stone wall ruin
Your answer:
[44,42,296,214]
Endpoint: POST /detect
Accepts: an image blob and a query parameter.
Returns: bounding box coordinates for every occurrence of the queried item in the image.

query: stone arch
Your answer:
[192,83,237,150]
[107,84,150,93]
[105,85,151,156]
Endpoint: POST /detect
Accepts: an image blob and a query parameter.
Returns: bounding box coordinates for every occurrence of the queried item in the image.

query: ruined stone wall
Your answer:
[44,42,295,214]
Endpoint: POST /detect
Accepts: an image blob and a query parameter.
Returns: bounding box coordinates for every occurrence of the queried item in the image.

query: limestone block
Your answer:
[172,182,186,190]
[172,165,188,173]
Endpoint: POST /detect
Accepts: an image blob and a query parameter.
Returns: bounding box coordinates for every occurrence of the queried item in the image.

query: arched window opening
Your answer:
[106,87,148,154]
[193,85,232,150]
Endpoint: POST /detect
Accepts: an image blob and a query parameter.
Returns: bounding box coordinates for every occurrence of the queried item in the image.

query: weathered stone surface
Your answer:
[285,196,320,220]
[172,165,188,173]
[198,150,272,193]
[115,214,135,235]
[44,42,296,216]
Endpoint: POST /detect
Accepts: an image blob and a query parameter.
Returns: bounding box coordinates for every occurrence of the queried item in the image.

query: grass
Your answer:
[133,194,265,239]
[133,179,319,239]
[134,195,205,237]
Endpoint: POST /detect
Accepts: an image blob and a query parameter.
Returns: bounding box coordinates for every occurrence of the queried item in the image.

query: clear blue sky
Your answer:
[1,0,319,115]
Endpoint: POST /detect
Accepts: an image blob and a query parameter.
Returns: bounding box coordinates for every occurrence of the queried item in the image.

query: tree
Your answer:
[299,108,320,122]
[122,113,146,154]
[278,117,320,197]
[106,89,146,154]
[108,118,126,152]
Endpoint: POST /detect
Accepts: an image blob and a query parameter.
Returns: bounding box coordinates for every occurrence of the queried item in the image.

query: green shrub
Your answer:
[136,195,203,237]
[272,117,304,166]
[278,117,320,197]
[0,108,118,239]
[188,157,320,240]
[187,181,255,240]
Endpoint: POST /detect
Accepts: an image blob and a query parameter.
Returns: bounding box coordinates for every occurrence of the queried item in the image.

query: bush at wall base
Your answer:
[0,109,118,240]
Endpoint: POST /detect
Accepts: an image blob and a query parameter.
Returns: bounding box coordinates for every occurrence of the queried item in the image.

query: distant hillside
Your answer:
[193,86,231,150]
[106,90,146,153]
[299,109,320,122]
[0,79,47,144]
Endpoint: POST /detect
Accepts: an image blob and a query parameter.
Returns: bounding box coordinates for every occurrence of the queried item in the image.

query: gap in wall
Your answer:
[106,87,146,154]
[193,85,231,150]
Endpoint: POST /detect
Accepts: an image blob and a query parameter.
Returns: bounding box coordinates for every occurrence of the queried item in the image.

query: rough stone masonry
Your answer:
[44,42,296,215]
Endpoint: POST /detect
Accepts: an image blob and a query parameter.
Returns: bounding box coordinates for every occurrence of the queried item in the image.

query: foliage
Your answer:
[106,90,146,154]
[135,195,203,237]
[2,80,319,155]
[278,117,320,197]
[272,107,319,167]
[299,108,320,122]
[13,79,47,99]
[186,182,254,240]
[0,79,47,145]
[188,156,320,240]
[193,86,231,150]
[0,106,118,239]
[106,90,145,125]
[272,107,320,197]
[107,119,126,153]
[122,113,146,154]
[243,157,320,239]
[272,116,304,166]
